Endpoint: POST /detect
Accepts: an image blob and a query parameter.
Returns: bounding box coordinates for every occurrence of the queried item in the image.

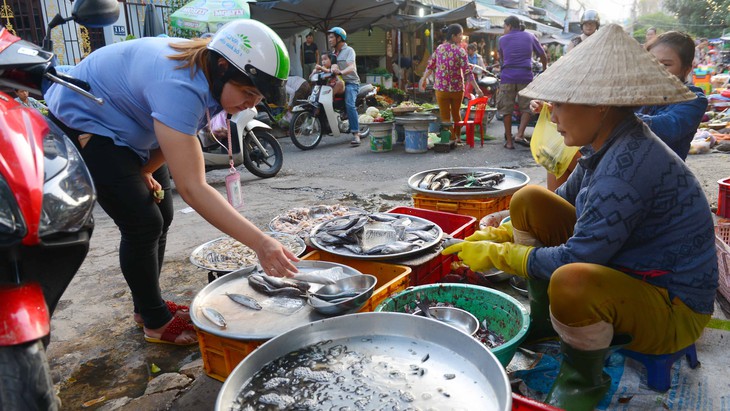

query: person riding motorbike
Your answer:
[327,26,363,146]
[567,9,600,52]
[444,25,717,410]
[45,20,299,346]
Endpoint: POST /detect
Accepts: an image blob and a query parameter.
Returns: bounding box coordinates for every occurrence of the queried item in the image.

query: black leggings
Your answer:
[50,115,175,329]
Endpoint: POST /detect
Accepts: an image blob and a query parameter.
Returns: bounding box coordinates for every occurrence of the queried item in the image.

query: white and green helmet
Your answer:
[208,19,290,105]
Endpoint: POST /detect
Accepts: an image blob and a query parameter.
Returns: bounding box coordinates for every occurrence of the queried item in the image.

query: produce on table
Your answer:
[365,106,380,118]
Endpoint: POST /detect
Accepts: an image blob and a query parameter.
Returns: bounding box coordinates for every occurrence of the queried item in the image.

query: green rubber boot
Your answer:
[546,335,632,411]
[525,278,557,343]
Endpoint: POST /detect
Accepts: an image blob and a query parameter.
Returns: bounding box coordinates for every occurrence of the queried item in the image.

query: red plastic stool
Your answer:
[619,344,699,392]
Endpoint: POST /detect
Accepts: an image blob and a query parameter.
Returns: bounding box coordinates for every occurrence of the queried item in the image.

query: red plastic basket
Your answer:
[718,177,730,218]
[512,393,562,410]
[386,206,476,285]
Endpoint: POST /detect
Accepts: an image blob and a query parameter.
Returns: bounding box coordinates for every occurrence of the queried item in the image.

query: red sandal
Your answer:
[144,316,197,346]
[135,300,190,328]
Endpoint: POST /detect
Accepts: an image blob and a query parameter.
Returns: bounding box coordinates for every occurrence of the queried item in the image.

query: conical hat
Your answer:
[519,24,696,106]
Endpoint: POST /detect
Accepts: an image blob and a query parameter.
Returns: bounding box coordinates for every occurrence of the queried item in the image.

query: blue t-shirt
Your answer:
[498,30,545,85]
[635,84,708,160]
[529,116,718,314]
[46,37,221,162]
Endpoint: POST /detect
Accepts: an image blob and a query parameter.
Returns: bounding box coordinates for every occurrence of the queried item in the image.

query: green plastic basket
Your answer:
[374,283,529,367]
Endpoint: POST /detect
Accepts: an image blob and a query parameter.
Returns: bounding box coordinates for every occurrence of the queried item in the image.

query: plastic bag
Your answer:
[530,104,581,178]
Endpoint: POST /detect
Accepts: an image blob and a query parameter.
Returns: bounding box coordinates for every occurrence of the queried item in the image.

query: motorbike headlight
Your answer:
[0,175,26,237]
[38,122,95,237]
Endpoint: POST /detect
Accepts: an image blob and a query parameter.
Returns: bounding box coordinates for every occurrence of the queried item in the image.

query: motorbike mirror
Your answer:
[72,0,120,28]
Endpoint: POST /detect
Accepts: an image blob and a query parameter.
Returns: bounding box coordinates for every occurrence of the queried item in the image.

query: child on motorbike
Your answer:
[45,20,299,346]
[310,52,345,96]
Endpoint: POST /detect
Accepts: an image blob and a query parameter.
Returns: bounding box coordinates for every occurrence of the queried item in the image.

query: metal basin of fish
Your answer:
[189,232,305,273]
[268,204,365,240]
[408,167,530,199]
[413,306,480,336]
[309,212,443,261]
[307,274,377,315]
[216,313,512,411]
[190,261,362,340]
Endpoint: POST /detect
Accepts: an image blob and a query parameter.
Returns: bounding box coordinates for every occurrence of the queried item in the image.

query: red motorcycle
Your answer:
[0,1,118,409]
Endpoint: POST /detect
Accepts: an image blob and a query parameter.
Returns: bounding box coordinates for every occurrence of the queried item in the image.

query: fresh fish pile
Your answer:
[248,274,309,298]
[269,204,363,239]
[311,213,441,257]
[190,233,304,272]
[418,170,505,192]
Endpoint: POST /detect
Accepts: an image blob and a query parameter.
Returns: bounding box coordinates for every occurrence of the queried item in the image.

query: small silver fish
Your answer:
[202,307,227,328]
[226,292,262,310]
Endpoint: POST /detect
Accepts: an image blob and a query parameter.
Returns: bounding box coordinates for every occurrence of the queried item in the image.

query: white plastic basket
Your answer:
[716,220,730,302]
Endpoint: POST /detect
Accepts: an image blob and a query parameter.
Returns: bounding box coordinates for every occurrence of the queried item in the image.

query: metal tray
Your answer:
[309,212,443,260]
[268,205,366,239]
[189,232,305,273]
[408,167,530,199]
[216,313,511,411]
[190,260,362,340]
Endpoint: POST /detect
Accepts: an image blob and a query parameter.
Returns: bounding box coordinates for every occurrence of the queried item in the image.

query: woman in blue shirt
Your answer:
[46,20,297,346]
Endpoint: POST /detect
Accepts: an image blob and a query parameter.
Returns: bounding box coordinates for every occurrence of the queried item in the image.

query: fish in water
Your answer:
[202,307,227,328]
[226,292,262,310]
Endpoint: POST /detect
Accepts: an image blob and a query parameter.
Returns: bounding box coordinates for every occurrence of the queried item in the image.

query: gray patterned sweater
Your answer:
[528,115,718,314]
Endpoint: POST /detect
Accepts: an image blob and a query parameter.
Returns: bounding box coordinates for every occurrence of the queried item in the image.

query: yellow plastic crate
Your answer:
[196,329,264,382]
[412,193,512,228]
[301,250,412,312]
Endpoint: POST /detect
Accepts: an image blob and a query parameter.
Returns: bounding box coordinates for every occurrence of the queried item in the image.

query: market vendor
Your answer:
[443,24,718,411]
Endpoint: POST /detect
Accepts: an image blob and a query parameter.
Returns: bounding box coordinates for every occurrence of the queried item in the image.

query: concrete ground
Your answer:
[44,118,729,410]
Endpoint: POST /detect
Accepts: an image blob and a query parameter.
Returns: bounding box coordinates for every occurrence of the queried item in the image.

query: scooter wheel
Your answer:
[289,111,323,150]
[0,340,58,411]
[243,130,283,179]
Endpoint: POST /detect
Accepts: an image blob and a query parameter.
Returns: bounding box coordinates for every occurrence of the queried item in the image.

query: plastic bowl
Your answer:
[413,306,480,336]
[375,284,529,367]
[307,274,377,315]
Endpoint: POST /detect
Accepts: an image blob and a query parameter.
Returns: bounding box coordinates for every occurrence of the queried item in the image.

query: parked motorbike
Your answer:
[289,72,374,150]
[465,66,499,123]
[199,103,283,178]
[0,1,118,409]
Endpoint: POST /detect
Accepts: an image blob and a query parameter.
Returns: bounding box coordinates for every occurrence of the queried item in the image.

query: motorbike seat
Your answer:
[479,77,498,87]
[357,84,374,100]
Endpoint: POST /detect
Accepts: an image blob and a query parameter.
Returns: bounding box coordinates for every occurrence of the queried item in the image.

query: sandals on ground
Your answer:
[514,137,530,147]
[144,316,197,346]
[135,300,190,328]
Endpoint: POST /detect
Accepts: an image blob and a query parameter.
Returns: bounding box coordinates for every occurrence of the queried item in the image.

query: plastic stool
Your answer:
[618,344,699,392]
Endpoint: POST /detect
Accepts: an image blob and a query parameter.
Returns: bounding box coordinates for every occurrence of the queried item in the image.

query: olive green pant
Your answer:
[510,185,710,354]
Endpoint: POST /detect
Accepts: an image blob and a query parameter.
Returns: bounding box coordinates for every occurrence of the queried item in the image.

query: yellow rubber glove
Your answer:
[442,241,534,278]
[465,221,514,243]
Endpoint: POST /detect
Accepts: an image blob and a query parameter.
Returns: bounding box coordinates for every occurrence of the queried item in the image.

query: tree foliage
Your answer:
[663,0,729,39]
[167,0,199,39]
[632,12,686,42]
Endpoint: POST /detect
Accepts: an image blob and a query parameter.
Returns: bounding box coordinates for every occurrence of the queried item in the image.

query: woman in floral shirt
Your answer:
[419,24,482,144]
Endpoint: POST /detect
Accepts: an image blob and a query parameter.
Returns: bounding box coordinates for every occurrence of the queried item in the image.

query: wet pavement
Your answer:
[45,118,729,410]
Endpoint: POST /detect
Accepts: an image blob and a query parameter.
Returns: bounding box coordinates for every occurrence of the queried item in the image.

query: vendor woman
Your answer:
[444,24,718,411]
